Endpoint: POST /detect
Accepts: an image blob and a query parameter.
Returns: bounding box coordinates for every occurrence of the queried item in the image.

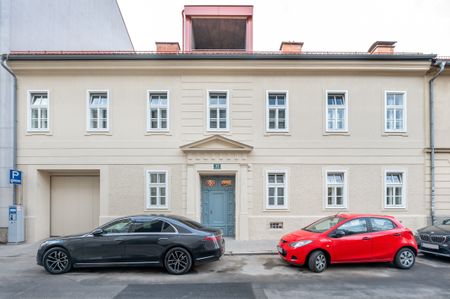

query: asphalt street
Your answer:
[0,244,449,298]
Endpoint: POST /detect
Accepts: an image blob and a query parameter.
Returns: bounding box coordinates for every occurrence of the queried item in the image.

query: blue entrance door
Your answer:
[201,176,235,237]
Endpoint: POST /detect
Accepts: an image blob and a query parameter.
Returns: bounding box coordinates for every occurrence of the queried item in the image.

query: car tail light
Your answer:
[204,234,222,249]
[204,234,222,242]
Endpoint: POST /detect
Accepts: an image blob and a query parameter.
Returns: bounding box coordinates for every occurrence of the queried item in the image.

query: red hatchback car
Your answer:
[277,214,418,273]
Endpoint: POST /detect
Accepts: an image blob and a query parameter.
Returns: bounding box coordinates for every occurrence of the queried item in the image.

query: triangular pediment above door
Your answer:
[180,135,253,152]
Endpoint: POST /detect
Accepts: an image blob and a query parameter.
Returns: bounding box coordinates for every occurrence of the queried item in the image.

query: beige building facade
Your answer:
[7,55,441,242]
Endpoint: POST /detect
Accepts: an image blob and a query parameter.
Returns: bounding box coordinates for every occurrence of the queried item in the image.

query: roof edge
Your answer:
[6,52,437,61]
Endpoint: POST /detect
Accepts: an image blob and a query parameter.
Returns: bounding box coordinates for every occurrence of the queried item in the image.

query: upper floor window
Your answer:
[385,92,406,132]
[207,91,229,131]
[385,171,405,208]
[148,91,169,131]
[266,91,288,132]
[326,171,347,208]
[266,171,288,209]
[326,91,348,132]
[88,91,109,131]
[146,171,168,209]
[28,92,49,131]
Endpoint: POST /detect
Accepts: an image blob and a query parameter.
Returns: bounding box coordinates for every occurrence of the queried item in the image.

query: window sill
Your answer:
[145,131,172,136]
[264,132,291,136]
[204,131,231,136]
[382,132,408,137]
[383,206,407,210]
[85,131,112,136]
[264,208,290,212]
[26,131,52,136]
[144,207,170,211]
[323,131,350,136]
[324,206,348,210]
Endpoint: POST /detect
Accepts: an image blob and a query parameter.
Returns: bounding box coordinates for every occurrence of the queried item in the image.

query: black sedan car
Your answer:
[417,219,450,258]
[37,215,224,275]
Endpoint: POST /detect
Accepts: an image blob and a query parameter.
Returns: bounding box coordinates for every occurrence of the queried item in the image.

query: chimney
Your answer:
[368,41,396,54]
[280,41,304,53]
[155,42,180,53]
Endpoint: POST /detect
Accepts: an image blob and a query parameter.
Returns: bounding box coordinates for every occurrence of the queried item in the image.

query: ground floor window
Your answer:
[266,171,287,209]
[326,171,346,208]
[385,171,405,208]
[146,171,168,209]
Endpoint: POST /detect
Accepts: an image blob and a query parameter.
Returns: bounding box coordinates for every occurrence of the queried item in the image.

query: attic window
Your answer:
[191,18,246,50]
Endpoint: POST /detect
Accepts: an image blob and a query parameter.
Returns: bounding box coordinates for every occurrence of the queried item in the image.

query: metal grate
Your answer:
[270,222,283,229]
[419,234,430,242]
[420,233,447,244]
[430,235,447,244]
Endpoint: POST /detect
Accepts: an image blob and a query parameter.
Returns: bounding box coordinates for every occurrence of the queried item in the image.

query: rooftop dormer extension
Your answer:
[182,5,253,52]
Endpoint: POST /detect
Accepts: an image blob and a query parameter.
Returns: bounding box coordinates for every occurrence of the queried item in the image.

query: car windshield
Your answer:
[303,216,346,233]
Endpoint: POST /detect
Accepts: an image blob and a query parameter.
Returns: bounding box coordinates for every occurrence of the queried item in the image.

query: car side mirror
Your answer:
[92,228,104,236]
[443,219,450,225]
[330,230,346,238]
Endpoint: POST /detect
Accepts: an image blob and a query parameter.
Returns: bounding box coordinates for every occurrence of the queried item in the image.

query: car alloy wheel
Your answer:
[308,250,327,273]
[164,247,192,275]
[395,248,415,269]
[43,248,71,274]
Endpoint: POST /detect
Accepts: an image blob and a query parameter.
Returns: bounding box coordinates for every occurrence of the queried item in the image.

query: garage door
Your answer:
[51,176,100,236]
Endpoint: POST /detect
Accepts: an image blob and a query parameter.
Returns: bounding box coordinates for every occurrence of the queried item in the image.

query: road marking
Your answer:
[416,258,450,268]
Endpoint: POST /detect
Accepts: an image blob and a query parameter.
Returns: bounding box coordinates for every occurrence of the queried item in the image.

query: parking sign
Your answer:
[9,170,22,184]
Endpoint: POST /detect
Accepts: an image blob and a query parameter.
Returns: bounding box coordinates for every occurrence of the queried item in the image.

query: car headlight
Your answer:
[289,240,312,248]
[39,241,48,248]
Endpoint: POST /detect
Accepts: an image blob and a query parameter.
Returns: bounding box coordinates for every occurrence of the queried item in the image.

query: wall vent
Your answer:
[269,222,283,229]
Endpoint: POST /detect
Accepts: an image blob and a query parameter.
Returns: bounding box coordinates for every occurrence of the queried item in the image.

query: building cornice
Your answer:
[8,59,433,74]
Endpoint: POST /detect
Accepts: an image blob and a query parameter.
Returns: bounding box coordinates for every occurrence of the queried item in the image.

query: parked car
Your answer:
[417,219,450,258]
[277,214,417,273]
[37,215,224,275]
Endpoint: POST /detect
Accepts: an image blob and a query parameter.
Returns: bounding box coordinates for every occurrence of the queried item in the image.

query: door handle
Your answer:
[158,237,169,241]
[362,237,371,241]
[393,233,401,237]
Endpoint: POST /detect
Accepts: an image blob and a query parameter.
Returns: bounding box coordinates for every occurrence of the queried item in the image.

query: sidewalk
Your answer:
[0,239,278,257]
[224,238,277,255]
[0,242,38,258]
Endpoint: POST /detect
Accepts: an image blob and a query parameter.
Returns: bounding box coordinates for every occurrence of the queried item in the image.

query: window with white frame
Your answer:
[207,91,228,130]
[148,92,169,131]
[29,92,49,131]
[385,171,405,208]
[326,172,346,208]
[326,92,347,131]
[88,92,109,130]
[146,171,168,209]
[267,92,288,131]
[385,92,406,132]
[267,172,287,209]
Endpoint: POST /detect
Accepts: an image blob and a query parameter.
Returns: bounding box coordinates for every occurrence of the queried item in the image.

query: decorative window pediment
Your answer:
[180,135,253,153]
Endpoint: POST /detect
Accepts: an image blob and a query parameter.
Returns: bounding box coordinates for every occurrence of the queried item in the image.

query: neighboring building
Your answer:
[4,5,448,242]
[429,61,450,223]
[0,0,133,242]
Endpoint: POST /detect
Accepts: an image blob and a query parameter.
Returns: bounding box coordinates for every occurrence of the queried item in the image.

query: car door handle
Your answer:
[362,237,371,241]
[393,233,401,237]
[158,237,169,241]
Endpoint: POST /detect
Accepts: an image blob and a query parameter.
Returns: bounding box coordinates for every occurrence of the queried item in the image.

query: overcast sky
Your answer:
[118,0,450,55]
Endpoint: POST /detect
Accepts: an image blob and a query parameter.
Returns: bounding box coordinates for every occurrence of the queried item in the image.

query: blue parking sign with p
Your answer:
[10,170,22,184]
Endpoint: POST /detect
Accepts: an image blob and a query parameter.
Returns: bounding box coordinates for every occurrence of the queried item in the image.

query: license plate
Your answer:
[422,242,439,250]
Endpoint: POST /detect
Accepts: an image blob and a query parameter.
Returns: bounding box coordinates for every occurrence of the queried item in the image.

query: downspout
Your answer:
[429,60,446,225]
[1,54,17,205]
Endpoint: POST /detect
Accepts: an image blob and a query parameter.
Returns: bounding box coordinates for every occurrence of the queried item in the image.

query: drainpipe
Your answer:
[429,60,446,225]
[1,54,17,205]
